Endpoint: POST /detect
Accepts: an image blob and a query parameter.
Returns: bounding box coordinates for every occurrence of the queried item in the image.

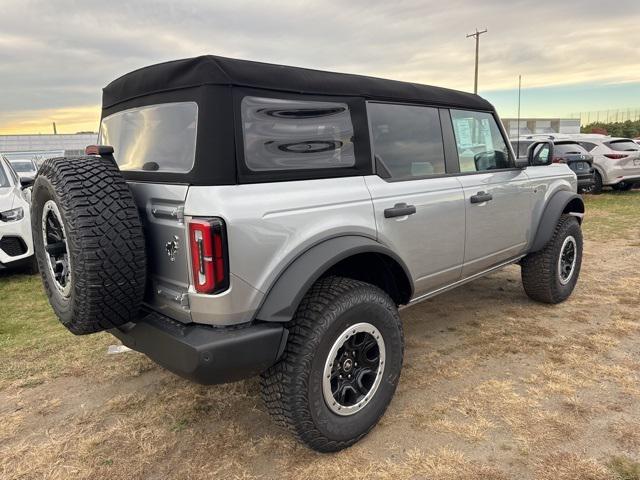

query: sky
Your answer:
[1,0,639,134]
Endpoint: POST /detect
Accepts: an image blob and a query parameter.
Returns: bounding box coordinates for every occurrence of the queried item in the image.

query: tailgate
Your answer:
[127,182,192,323]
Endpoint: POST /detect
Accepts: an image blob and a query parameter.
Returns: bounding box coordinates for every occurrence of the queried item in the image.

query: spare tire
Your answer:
[31,156,146,335]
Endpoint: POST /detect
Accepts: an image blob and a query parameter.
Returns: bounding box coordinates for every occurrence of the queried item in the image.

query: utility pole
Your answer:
[466,28,487,94]
[516,75,522,157]
[52,122,57,134]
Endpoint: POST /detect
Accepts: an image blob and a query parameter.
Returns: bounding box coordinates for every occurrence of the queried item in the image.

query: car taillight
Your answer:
[552,156,565,163]
[604,154,628,160]
[189,218,229,294]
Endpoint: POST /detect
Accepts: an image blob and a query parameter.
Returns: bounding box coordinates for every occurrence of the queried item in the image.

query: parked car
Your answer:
[511,135,595,193]
[0,155,37,272]
[30,55,585,452]
[4,155,38,181]
[567,134,640,193]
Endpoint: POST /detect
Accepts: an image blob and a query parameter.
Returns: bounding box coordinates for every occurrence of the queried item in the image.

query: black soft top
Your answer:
[102,55,493,111]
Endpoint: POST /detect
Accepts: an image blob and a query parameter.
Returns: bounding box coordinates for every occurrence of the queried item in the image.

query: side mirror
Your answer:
[527,141,554,166]
[20,176,35,189]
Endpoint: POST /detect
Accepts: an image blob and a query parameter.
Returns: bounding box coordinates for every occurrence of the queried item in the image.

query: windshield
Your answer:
[10,161,36,173]
[554,142,589,155]
[0,162,10,188]
[99,102,198,173]
[606,140,640,152]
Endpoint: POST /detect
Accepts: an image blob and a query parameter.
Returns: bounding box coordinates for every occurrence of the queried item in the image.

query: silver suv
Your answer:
[30,56,585,452]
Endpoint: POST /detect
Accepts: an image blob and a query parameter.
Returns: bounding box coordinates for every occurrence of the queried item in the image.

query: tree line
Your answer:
[581,120,640,138]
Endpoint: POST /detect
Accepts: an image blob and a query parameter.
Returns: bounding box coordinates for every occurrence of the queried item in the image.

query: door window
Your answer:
[367,103,445,180]
[450,110,512,172]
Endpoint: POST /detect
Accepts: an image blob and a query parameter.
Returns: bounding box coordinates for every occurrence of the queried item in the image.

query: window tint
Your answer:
[241,96,355,172]
[367,103,445,180]
[450,110,512,172]
[100,102,198,173]
[606,140,640,152]
[579,141,597,152]
[554,142,588,155]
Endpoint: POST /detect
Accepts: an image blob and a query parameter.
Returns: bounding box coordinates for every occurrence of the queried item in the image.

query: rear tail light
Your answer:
[189,218,229,294]
[604,154,628,160]
[552,156,565,163]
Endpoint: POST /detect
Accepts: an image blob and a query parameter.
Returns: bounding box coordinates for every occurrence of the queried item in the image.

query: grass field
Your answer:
[1,190,639,479]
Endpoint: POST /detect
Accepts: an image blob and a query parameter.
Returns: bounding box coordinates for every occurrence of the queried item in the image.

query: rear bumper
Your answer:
[110,311,287,385]
[576,173,595,188]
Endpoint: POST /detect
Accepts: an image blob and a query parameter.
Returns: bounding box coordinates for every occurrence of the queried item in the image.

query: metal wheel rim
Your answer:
[323,322,386,416]
[41,200,72,297]
[558,235,577,285]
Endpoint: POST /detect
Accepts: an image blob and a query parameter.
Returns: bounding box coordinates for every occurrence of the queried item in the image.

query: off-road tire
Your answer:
[31,156,146,335]
[591,171,603,194]
[260,277,404,452]
[521,214,582,304]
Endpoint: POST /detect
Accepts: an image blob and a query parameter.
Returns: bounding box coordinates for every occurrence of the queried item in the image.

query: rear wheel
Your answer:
[612,182,633,191]
[261,277,404,452]
[521,214,583,304]
[31,156,146,335]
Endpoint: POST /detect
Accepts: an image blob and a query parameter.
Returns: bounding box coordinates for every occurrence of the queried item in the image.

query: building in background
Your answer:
[0,133,97,165]
[501,118,580,138]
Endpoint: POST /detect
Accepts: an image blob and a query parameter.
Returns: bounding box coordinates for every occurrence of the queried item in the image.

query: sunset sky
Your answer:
[1,0,639,134]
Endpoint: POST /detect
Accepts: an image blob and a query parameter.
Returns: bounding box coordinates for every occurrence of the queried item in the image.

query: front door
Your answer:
[449,109,533,277]
[365,102,466,297]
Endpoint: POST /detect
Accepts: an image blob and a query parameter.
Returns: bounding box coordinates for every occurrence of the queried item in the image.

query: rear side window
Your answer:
[99,102,198,173]
[450,110,512,172]
[554,142,589,155]
[579,141,597,152]
[367,102,445,180]
[241,96,355,171]
[606,140,640,152]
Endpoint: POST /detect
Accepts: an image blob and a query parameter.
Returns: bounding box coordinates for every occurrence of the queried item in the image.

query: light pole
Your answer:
[466,28,487,94]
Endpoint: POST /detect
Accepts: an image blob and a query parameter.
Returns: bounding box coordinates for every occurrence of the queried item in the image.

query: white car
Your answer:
[0,155,36,272]
[5,156,38,181]
[569,134,640,192]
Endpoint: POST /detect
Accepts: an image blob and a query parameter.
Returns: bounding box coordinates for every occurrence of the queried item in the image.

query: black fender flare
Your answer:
[529,190,584,253]
[255,236,414,323]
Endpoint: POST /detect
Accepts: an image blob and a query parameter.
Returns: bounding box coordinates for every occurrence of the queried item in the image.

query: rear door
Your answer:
[449,109,533,277]
[100,102,199,323]
[365,102,466,297]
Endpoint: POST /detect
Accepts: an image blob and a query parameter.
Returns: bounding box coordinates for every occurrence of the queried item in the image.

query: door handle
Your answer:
[470,191,493,204]
[384,203,417,218]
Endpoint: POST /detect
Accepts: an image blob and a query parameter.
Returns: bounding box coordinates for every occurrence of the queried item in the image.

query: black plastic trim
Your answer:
[110,311,287,385]
[255,235,414,323]
[530,191,584,253]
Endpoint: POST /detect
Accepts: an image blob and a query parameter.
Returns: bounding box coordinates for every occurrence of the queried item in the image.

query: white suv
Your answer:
[0,155,36,272]
[571,134,640,192]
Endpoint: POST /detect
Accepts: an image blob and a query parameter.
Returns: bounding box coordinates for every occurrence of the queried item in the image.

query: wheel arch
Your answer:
[254,236,414,323]
[529,190,584,253]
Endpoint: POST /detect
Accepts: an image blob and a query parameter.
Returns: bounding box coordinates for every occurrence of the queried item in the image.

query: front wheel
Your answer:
[591,171,603,194]
[261,277,404,452]
[521,214,583,304]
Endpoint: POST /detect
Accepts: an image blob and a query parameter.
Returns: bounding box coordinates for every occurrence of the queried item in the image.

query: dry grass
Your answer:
[1,190,639,479]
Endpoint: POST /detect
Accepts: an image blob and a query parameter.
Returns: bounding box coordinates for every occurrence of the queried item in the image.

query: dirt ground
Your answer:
[1,192,639,479]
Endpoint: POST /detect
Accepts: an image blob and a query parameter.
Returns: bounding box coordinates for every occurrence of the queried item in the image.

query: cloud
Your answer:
[1,0,639,133]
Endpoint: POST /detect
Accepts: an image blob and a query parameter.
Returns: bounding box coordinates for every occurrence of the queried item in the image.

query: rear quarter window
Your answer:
[241,96,355,172]
[99,102,198,173]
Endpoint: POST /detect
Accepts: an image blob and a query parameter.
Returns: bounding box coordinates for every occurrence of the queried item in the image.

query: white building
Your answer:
[501,118,580,138]
[0,133,97,159]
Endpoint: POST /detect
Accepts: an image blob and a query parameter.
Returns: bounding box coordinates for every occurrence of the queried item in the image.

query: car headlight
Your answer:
[0,207,24,222]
